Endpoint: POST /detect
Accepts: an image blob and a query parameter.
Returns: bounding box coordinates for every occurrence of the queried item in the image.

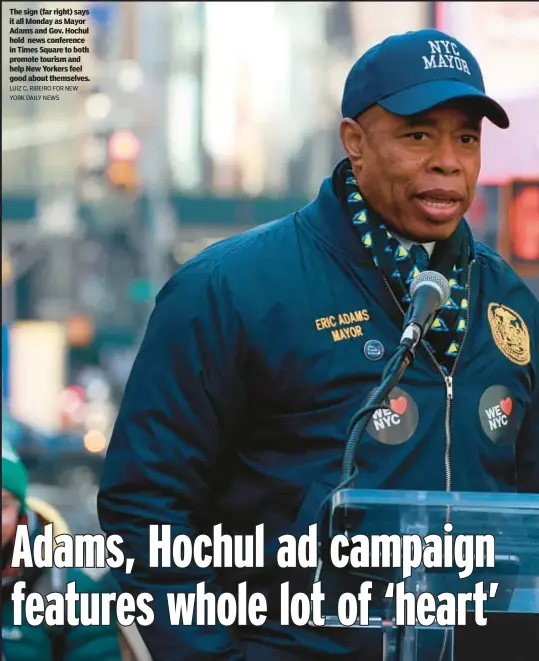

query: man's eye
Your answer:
[460,135,479,144]
[407,132,428,141]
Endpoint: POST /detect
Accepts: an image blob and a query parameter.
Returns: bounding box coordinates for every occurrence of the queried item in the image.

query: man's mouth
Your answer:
[413,189,463,221]
[418,198,458,209]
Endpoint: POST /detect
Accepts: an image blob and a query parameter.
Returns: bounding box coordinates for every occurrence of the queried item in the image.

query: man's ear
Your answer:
[340,118,365,171]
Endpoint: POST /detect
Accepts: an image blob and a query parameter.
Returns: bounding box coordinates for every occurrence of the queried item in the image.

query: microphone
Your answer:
[400,271,451,350]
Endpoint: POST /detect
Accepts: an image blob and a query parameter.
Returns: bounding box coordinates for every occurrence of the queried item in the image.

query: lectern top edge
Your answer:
[332,488,539,510]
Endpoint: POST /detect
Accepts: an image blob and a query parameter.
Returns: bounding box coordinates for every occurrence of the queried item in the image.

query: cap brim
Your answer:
[378,80,510,129]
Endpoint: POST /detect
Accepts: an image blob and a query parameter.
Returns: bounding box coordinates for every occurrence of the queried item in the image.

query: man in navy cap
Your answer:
[98,29,538,661]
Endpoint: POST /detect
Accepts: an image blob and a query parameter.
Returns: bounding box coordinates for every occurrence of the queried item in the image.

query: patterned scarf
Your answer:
[337,160,472,376]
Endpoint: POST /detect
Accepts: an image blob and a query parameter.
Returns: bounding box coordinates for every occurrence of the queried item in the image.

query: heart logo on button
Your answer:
[390,397,408,415]
[479,386,517,446]
[500,397,513,416]
[367,386,418,445]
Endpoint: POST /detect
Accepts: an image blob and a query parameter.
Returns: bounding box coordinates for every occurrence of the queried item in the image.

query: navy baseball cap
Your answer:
[342,29,509,128]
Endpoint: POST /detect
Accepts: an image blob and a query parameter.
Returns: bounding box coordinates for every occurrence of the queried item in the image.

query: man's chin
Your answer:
[403,217,462,243]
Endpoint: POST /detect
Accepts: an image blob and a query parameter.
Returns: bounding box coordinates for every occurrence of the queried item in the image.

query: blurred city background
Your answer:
[2,1,539,533]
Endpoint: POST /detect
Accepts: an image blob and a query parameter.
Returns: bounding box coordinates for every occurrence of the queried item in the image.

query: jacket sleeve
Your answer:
[97,260,248,661]
[516,314,539,494]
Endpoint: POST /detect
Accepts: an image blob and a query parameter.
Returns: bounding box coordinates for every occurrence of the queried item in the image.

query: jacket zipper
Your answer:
[381,260,475,493]
[383,262,474,661]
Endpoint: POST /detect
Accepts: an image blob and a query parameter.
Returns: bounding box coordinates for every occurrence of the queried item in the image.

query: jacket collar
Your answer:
[297,171,373,265]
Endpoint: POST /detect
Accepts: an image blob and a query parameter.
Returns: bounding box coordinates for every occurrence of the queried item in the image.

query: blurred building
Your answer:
[2,0,153,424]
[167,1,432,199]
[434,1,539,183]
[434,1,539,294]
[3,0,83,331]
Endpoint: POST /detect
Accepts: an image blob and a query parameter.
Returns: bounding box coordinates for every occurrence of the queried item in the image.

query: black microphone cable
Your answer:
[310,271,450,629]
[315,342,415,542]
[317,270,450,532]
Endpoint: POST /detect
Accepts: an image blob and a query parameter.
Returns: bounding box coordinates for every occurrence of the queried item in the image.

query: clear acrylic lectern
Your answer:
[313,489,539,661]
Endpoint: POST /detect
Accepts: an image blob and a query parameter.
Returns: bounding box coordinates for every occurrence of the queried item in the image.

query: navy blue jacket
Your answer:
[98,173,539,661]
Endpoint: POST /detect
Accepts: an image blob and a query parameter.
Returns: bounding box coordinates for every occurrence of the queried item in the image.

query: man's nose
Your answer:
[428,137,462,175]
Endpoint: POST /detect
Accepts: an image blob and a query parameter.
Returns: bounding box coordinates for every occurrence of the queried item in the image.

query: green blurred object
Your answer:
[2,438,28,511]
[170,193,310,226]
[2,195,38,223]
[128,279,156,302]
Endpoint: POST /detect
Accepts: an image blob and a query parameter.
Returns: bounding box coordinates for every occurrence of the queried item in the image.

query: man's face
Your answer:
[2,489,21,548]
[340,101,483,242]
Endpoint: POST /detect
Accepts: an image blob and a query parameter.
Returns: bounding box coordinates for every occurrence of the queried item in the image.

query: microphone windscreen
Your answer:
[410,271,451,307]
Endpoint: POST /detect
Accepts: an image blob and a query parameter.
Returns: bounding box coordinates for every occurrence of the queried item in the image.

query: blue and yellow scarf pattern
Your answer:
[341,164,471,377]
